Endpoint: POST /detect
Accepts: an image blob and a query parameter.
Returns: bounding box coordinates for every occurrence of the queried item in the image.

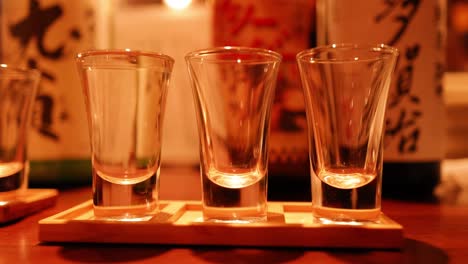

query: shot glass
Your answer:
[297,44,398,222]
[186,47,281,223]
[0,65,40,195]
[76,50,174,220]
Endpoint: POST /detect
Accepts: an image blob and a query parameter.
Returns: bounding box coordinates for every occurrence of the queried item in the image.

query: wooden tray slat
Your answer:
[39,200,403,249]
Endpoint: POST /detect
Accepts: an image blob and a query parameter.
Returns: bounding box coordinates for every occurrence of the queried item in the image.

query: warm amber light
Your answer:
[164,0,192,10]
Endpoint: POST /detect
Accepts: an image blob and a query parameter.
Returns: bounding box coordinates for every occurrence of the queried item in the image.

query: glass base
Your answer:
[312,206,381,224]
[202,217,267,224]
[92,168,158,221]
[202,205,267,223]
[93,203,157,222]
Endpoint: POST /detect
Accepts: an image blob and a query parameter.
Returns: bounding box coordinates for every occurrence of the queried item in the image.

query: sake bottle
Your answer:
[0,0,96,187]
[212,0,316,201]
[317,0,447,200]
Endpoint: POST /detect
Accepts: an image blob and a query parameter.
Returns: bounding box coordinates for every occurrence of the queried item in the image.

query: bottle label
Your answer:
[318,0,446,161]
[213,0,315,174]
[0,0,94,160]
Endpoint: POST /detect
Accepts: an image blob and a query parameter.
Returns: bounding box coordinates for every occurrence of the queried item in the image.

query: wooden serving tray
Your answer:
[39,201,403,248]
[1,189,58,224]
[39,200,403,249]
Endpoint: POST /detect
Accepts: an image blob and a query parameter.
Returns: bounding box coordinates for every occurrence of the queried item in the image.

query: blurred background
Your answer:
[0,0,467,195]
[447,0,468,72]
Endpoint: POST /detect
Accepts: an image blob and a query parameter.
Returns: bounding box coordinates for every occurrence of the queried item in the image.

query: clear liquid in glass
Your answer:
[93,163,158,220]
[313,167,381,222]
[202,168,267,223]
[0,162,26,193]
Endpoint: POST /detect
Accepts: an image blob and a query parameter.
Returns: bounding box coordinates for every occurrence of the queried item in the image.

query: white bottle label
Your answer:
[318,0,446,161]
[0,0,94,160]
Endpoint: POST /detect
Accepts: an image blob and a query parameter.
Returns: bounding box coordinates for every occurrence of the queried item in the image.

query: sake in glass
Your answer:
[297,44,398,223]
[0,65,39,195]
[186,47,281,223]
[76,50,174,220]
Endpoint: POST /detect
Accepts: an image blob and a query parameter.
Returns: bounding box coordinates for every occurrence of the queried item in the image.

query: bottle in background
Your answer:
[212,0,316,201]
[317,0,446,201]
[0,0,96,187]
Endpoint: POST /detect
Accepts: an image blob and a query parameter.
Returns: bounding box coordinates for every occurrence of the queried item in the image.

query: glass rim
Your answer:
[0,64,41,79]
[76,49,175,64]
[185,46,282,62]
[296,43,399,63]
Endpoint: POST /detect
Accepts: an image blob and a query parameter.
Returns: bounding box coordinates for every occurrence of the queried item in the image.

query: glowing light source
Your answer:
[164,0,192,10]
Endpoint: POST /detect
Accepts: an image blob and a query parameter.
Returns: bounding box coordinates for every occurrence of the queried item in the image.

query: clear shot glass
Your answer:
[186,47,281,223]
[76,50,174,220]
[297,44,398,223]
[0,65,40,195]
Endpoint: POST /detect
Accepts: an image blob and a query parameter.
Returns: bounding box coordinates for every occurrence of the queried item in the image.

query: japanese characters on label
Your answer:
[1,0,94,159]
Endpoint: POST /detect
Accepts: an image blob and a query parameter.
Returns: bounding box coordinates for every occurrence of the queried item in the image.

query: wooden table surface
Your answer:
[1,166,467,264]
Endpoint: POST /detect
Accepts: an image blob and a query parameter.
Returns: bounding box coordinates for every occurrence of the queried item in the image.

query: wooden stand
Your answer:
[39,200,403,248]
[0,189,58,224]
